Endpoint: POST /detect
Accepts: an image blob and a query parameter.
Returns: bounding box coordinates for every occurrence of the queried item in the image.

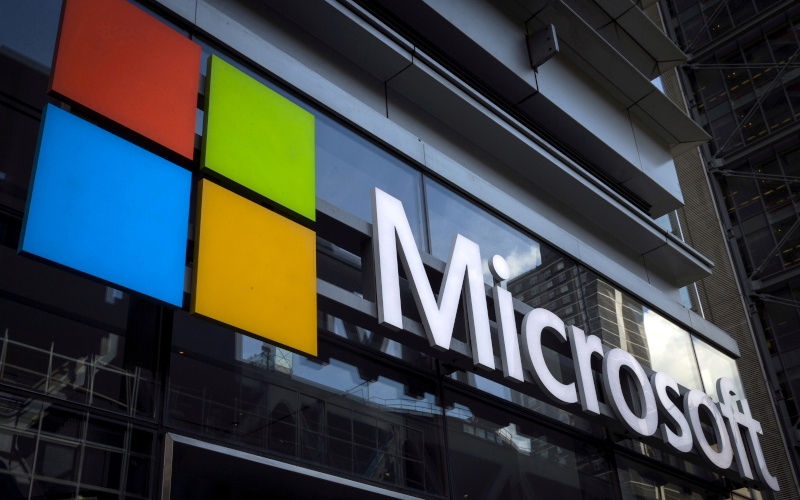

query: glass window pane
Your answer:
[582,274,650,363]
[617,457,723,500]
[692,336,745,401]
[0,0,62,68]
[0,106,41,213]
[168,311,446,496]
[425,178,588,329]
[643,309,704,390]
[448,370,603,435]
[582,270,703,390]
[316,115,427,248]
[0,244,159,418]
[30,479,76,500]
[0,469,28,500]
[80,446,122,490]
[319,313,435,371]
[445,390,616,500]
[35,439,79,482]
[0,425,37,477]
[425,178,542,285]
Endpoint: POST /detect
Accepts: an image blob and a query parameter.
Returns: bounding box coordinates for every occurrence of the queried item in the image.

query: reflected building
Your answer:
[508,262,652,368]
[507,256,585,330]
[0,0,796,499]
[583,276,652,369]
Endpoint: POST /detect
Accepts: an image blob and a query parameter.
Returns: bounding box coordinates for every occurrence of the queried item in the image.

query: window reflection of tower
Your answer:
[506,255,585,330]
[587,278,651,368]
[507,260,651,368]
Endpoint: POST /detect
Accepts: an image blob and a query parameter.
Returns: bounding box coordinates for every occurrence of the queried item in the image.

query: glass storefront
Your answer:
[0,0,764,499]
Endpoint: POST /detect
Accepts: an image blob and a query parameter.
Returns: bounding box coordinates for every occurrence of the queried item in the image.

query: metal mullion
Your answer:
[0,329,8,382]
[747,151,784,272]
[770,16,800,121]
[687,0,798,61]
[717,170,800,183]
[753,292,800,309]
[776,148,800,245]
[689,63,800,69]
[73,413,89,498]
[0,383,159,430]
[734,41,769,146]
[757,299,794,393]
[25,402,45,500]
[435,365,454,500]
[44,343,54,396]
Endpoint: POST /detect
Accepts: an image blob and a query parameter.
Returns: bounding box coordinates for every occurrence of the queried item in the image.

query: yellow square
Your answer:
[190,179,317,356]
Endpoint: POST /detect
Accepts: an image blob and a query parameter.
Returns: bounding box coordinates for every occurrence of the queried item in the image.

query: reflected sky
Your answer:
[692,336,745,402]
[426,178,542,284]
[316,115,427,247]
[642,308,704,391]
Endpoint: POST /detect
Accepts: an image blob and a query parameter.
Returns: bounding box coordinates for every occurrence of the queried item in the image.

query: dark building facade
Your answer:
[663,0,800,487]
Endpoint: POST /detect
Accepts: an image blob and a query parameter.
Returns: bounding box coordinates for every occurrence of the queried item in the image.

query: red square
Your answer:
[49,0,201,161]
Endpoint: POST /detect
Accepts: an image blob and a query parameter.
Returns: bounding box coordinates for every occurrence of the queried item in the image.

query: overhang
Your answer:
[519,0,710,157]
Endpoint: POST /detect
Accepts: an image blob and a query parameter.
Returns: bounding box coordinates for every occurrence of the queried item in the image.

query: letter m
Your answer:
[371,188,494,370]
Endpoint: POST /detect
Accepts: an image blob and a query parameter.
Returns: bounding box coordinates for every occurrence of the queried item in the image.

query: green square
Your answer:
[202,55,315,221]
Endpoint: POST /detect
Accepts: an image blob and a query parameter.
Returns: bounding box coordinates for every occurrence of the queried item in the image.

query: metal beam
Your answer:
[687,63,800,70]
[749,217,800,280]
[711,169,800,184]
[712,46,800,160]
[683,0,730,54]
[752,293,800,310]
[685,0,799,61]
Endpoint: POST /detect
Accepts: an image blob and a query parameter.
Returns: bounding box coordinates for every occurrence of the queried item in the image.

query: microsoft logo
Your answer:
[19,0,317,356]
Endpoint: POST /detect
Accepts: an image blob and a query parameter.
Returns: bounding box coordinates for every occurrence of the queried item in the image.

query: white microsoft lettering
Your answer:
[371,188,495,370]
[370,188,779,491]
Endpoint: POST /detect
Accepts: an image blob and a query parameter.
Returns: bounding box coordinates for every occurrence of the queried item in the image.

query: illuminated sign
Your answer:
[22,0,317,355]
[18,0,780,491]
[48,0,200,161]
[372,187,779,491]
[191,55,317,355]
[19,104,191,307]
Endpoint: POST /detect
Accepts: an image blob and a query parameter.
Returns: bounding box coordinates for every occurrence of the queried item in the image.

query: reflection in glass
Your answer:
[617,457,720,500]
[168,312,446,496]
[0,393,152,498]
[445,391,616,499]
[0,247,158,419]
[316,115,427,248]
[196,44,428,248]
[29,480,77,500]
[582,273,652,366]
[642,308,704,391]
[426,178,541,285]
[692,336,745,401]
[448,371,602,435]
[582,269,705,391]
[320,313,435,372]
[0,0,62,68]
[426,179,588,331]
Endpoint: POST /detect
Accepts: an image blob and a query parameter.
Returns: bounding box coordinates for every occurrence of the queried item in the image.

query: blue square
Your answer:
[19,104,192,307]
